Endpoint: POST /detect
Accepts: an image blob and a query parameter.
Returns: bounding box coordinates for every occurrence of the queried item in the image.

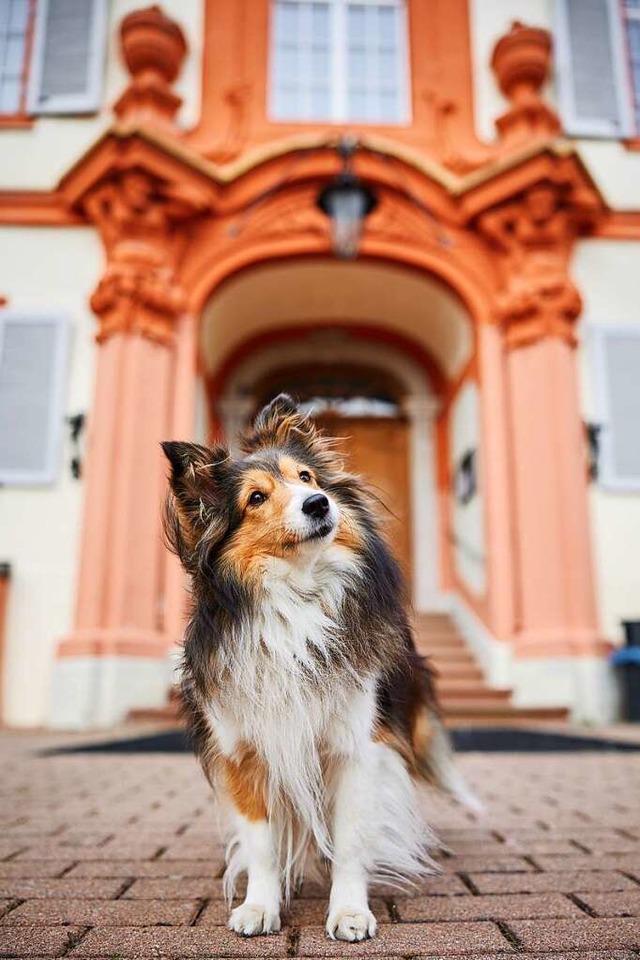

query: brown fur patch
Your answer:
[222,744,268,821]
[411,704,434,761]
[374,723,417,774]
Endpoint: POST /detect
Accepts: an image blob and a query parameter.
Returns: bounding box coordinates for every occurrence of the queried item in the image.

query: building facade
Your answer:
[1,0,639,728]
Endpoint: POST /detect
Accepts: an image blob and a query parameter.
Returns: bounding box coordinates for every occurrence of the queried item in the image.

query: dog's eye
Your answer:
[299,471,312,483]
[248,490,267,507]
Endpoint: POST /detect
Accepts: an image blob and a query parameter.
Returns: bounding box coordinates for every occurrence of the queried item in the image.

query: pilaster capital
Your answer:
[83,167,206,345]
[477,178,598,349]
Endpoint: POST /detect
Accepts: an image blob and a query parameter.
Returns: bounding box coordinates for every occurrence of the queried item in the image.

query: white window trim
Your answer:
[0,311,70,487]
[590,322,640,493]
[555,0,635,138]
[268,0,411,126]
[27,0,108,115]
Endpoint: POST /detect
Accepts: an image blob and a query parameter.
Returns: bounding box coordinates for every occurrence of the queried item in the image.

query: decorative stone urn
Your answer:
[490,21,560,148]
[492,21,552,105]
[114,5,187,129]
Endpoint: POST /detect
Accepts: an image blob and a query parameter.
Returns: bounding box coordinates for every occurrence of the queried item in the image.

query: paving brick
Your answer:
[122,877,225,899]
[393,892,582,921]
[0,924,85,956]
[66,858,224,878]
[532,853,640,875]
[66,925,290,957]
[577,891,640,917]
[1,896,199,925]
[506,917,640,951]
[375,875,471,897]
[469,870,639,894]
[298,921,512,955]
[0,878,126,900]
[0,861,74,879]
[15,841,164,861]
[437,855,534,873]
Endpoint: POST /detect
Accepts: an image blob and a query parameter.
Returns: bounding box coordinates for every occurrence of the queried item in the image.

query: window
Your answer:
[0,0,107,116]
[0,313,69,485]
[0,0,34,115]
[555,0,638,137]
[591,326,640,491]
[28,0,107,115]
[625,0,640,130]
[269,0,410,124]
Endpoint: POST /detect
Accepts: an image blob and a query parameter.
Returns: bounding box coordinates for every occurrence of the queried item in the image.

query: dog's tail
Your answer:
[411,663,483,814]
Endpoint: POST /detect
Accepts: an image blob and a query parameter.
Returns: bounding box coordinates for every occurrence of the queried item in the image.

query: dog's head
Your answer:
[162,395,364,597]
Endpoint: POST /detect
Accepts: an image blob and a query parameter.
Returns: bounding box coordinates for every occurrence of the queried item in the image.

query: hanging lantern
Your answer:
[316,140,377,259]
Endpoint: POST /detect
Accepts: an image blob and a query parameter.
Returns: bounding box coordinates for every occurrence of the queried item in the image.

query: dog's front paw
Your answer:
[228,902,281,936]
[326,906,377,941]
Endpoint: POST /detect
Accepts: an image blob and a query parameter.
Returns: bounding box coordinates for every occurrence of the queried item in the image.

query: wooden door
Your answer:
[315,415,412,578]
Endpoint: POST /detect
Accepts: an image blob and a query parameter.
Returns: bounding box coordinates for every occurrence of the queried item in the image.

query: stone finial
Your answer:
[491,21,560,149]
[114,5,187,130]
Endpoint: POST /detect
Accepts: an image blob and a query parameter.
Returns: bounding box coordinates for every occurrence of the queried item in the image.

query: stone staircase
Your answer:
[414,612,568,726]
[130,611,569,727]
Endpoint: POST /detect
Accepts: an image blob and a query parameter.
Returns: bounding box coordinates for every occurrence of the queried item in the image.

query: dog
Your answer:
[162,394,475,941]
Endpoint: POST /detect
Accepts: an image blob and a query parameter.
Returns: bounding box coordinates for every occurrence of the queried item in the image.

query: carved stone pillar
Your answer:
[51,8,208,727]
[478,178,603,658]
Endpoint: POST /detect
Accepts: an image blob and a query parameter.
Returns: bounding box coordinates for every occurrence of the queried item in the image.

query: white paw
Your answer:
[228,902,281,936]
[326,906,377,941]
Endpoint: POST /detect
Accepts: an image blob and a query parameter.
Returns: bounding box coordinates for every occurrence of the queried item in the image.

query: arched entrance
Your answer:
[197,257,475,612]
[215,329,443,609]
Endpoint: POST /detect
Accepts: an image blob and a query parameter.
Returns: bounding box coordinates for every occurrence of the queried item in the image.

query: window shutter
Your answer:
[0,314,69,485]
[556,0,634,137]
[28,0,107,115]
[593,327,640,491]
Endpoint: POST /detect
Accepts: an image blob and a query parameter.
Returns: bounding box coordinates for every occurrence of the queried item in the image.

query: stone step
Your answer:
[444,704,570,726]
[434,681,512,701]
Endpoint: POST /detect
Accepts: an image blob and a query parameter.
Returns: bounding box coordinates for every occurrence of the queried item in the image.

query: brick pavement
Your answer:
[0,730,639,958]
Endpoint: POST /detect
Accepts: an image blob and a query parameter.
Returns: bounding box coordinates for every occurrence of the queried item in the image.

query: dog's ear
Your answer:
[240,393,320,454]
[161,441,232,567]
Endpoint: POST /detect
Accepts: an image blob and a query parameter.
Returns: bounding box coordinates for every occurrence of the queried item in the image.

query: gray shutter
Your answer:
[556,0,633,137]
[0,315,69,485]
[28,0,107,115]
[598,330,640,489]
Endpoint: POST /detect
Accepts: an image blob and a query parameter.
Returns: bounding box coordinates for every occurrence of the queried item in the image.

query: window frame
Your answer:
[555,0,635,138]
[26,0,107,116]
[590,323,640,493]
[0,310,70,487]
[0,0,37,119]
[268,0,412,126]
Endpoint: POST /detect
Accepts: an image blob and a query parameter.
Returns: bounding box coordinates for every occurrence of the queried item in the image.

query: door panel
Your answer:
[315,415,412,578]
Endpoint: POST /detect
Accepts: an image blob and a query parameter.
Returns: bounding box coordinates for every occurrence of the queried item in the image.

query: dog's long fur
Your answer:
[162,394,475,940]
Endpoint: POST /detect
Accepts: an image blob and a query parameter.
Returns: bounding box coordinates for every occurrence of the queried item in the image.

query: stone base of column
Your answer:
[50,629,177,729]
[511,655,619,724]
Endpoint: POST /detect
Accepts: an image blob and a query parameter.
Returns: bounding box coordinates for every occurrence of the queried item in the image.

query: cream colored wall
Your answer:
[0,227,101,726]
[574,239,640,645]
[469,0,640,208]
[449,380,486,596]
[0,0,204,191]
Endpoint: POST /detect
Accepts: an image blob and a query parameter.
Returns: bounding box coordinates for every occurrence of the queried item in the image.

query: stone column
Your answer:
[51,7,204,727]
[478,180,602,658]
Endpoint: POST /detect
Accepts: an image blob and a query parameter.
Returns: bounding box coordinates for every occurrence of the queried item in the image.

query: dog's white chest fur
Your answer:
[209,550,375,845]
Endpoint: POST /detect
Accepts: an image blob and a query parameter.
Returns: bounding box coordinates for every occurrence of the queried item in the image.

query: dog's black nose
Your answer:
[302,493,330,520]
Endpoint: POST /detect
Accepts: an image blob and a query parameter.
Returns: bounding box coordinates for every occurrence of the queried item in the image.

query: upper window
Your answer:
[555,0,639,137]
[269,0,410,124]
[0,0,106,118]
[0,0,33,115]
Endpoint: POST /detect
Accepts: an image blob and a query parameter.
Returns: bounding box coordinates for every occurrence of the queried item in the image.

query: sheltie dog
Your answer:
[162,394,475,941]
